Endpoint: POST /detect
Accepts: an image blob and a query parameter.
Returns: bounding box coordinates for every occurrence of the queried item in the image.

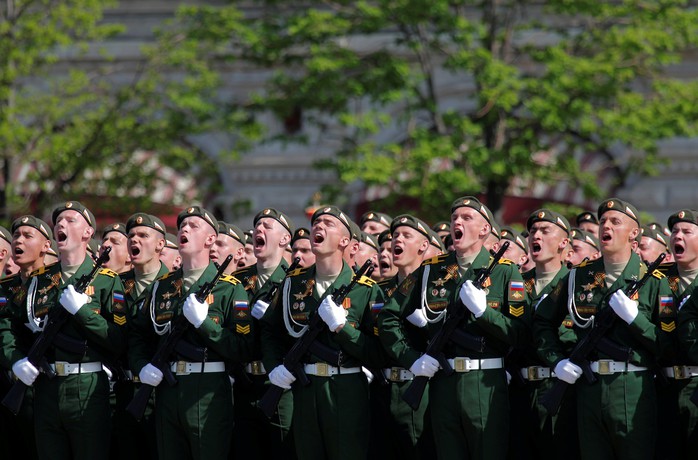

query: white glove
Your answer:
[251,300,269,320]
[12,358,39,386]
[269,365,296,390]
[459,280,487,318]
[362,366,374,384]
[609,289,639,325]
[409,354,440,378]
[183,293,208,328]
[139,363,163,387]
[60,284,89,315]
[554,359,582,385]
[318,295,346,332]
[406,307,428,328]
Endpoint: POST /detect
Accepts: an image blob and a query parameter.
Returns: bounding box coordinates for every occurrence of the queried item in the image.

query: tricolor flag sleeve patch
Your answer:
[659,296,675,315]
[509,281,525,301]
[234,300,249,310]
[113,292,125,304]
[371,302,383,312]
[0,296,7,307]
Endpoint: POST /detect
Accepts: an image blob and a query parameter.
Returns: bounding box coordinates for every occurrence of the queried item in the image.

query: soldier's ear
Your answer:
[417,238,429,255]
[155,237,165,254]
[204,232,217,248]
[558,238,570,251]
[279,232,291,247]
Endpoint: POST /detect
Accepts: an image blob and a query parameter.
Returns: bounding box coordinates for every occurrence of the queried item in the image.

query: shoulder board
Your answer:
[98,268,118,278]
[288,267,309,277]
[377,279,393,288]
[652,269,666,279]
[0,274,21,285]
[656,262,673,275]
[575,259,591,268]
[498,258,512,265]
[219,274,240,285]
[357,275,375,287]
[158,271,176,281]
[422,254,449,266]
[231,266,253,277]
[29,262,58,277]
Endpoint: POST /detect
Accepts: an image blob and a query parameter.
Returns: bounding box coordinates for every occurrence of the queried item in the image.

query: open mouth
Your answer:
[393,246,404,256]
[180,235,189,245]
[531,242,541,253]
[674,243,685,255]
[380,260,391,270]
[131,247,141,256]
[254,235,265,249]
[14,248,24,256]
[601,233,612,242]
[313,233,325,244]
[56,231,67,243]
[453,228,463,240]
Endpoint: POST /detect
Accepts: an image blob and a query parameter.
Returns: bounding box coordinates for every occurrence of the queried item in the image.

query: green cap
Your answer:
[432,221,451,233]
[450,196,491,225]
[427,228,446,251]
[378,229,392,246]
[349,219,362,241]
[11,215,53,241]
[570,228,599,250]
[390,214,431,239]
[527,209,571,236]
[87,238,101,256]
[641,224,669,249]
[243,230,253,245]
[177,206,218,234]
[217,221,245,245]
[668,209,698,230]
[126,213,167,236]
[164,233,179,249]
[598,198,640,225]
[576,211,598,226]
[0,226,11,245]
[52,201,97,231]
[360,231,379,252]
[291,227,311,245]
[253,208,294,236]
[360,211,392,228]
[47,239,58,257]
[311,206,354,237]
[500,226,528,253]
[102,223,127,239]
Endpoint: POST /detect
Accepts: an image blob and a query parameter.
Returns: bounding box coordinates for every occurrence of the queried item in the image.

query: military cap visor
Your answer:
[500,227,528,253]
[360,211,392,228]
[253,208,294,236]
[164,233,179,249]
[450,196,491,225]
[311,206,354,237]
[668,209,698,230]
[102,223,128,239]
[576,212,599,226]
[360,232,380,252]
[527,209,571,236]
[641,224,669,248]
[217,221,245,245]
[11,216,53,241]
[428,229,446,251]
[390,214,431,239]
[378,229,392,246]
[598,198,640,225]
[570,228,599,250]
[0,226,12,245]
[126,213,167,236]
[52,201,97,231]
[177,206,219,234]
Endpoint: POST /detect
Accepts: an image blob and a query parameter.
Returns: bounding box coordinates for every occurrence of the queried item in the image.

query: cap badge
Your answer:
[22,217,28,223]
[538,211,545,218]
[324,207,331,213]
[400,217,407,223]
[607,201,614,208]
[679,211,686,219]
[187,207,194,213]
[66,202,73,208]
[136,216,143,224]
[367,213,374,219]
[299,229,305,236]
[263,209,271,215]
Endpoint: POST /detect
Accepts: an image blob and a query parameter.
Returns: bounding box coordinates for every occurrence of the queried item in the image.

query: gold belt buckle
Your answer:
[597,360,612,375]
[315,363,329,377]
[176,361,188,375]
[250,361,263,375]
[390,368,401,382]
[527,366,541,381]
[55,362,67,376]
[454,357,468,373]
[674,366,687,379]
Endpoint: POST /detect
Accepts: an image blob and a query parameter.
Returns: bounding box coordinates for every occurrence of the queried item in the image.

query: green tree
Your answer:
[164,0,698,221]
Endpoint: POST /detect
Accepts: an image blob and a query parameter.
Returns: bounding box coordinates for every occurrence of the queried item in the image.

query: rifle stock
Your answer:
[402,242,509,411]
[126,255,233,421]
[540,253,666,416]
[2,247,112,415]
[258,260,374,419]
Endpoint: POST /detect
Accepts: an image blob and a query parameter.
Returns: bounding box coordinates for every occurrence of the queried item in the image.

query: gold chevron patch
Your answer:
[509,306,524,317]
[236,324,251,335]
[113,315,126,326]
[661,321,676,332]
[373,326,379,336]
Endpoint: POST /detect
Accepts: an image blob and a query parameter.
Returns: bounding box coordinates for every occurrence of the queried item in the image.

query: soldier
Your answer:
[109,213,169,460]
[101,223,132,274]
[291,227,315,268]
[356,231,379,275]
[432,221,451,243]
[424,228,446,259]
[576,211,599,238]
[129,206,251,460]
[0,216,53,460]
[484,209,501,253]
[343,219,362,270]
[373,214,435,460]
[159,232,181,272]
[377,230,398,281]
[499,226,529,269]
[379,196,529,460]
[509,210,578,460]
[45,239,59,265]
[238,230,258,269]
[636,223,670,265]
[534,198,672,460]
[234,208,296,460]
[565,228,600,267]
[360,211,392,236]
[657,210,698,460]
[3,201,127,459]
[0,226,13,276]
[210,221,246,273]
[261,206,385,459]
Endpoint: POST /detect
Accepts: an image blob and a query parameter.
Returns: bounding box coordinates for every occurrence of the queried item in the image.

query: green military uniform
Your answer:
[261,262,386,460]
[231,259,296,459]
[534,252,672,460]
[379,248,530,460]
[129,262,252,460]
[4,256,127,460]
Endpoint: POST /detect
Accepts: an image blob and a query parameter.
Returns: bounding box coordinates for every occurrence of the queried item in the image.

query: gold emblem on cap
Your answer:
[367,213,374,219]
[263,209,271,215]
[679,211,686,219]
[22,217,29,223]
[299,229,305,236]
[538,211,545,218]
[400,217,407,223]
[66,202,73,208]
[324,207,331,213]
[136,216,143,224]
[607,201,614,208]
[188,207,194,213]
[502,230,508,237]
[464,200,470,205]
[113,224,121,230]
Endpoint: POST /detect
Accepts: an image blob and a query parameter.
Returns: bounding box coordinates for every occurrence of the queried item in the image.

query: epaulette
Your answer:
[357,275,375,287]
[158,270,177,281]
[219,274,240,285]
[575,259,591,268]
[656,262,673,275]
[98,268,118,278]
[497,258,512,265]
[0,273,20,285]
[652,269,666,279]
[29,262,58,277]
[287,267,309,277]
[377,279,393,288]
[422,254,449,266]
[231,265,254,277]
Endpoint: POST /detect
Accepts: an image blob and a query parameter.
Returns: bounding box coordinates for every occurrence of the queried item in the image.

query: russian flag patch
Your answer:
[0,296,7,307]
[234,300,249,310]
[113,292,125,304]
[509,281,525,301]
[371,302,384,312]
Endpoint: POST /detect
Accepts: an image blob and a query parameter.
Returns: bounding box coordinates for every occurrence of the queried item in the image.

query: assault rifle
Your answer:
[2,247,112,415]
[126,255,233,421]
[401,242,509,411]
[258,260,374,418]
[540,253,666,415]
